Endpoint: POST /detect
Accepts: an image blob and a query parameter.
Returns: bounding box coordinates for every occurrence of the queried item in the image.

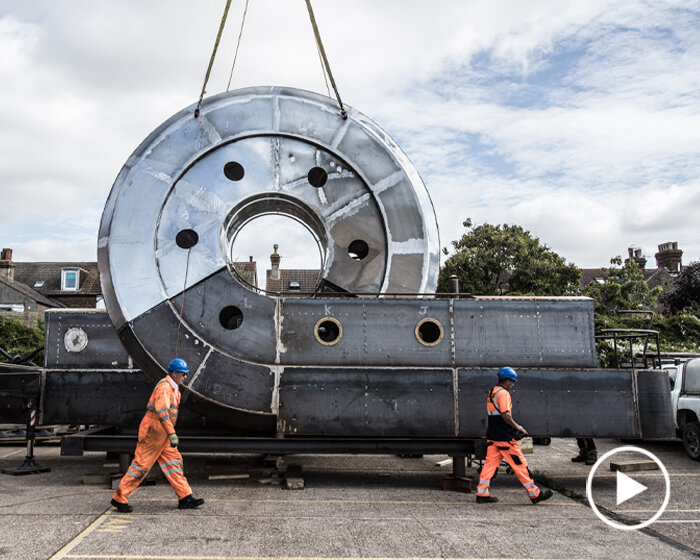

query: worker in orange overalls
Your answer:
[111,358,204,513]
[476,366,553,505]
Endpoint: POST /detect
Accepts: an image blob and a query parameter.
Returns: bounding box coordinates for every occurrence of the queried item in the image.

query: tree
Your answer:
[584,256,661,314]
[437,219,581,295]
[662,261,700,317]
[0,315,44,363]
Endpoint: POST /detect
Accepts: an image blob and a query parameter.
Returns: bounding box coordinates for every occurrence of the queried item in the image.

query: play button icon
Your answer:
[586,446,670,531]
[616,471,647,505]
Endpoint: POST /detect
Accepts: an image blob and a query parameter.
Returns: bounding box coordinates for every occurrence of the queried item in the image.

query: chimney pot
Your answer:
[0,247,15,282]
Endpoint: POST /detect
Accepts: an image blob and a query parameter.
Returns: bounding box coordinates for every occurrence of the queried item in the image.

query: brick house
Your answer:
[580,242,686,310]
[264,245,319,293]
[0,248,102,320]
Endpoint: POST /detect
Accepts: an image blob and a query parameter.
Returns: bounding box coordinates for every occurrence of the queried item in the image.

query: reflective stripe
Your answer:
[160,460,183,468]
[478,478,490,486]
[487,411,501,416]
[528,487,539,497]
[476,488,489,496]
[161,466,184,476]
[524,481,535,489]
[126,468,146,480]
[129,462,147,474]
[491,388,504,412]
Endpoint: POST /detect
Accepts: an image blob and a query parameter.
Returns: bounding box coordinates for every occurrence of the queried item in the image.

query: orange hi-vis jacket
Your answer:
[477,383,541,500]
[112,375,192,504]
[486,384,515,441]
[146,376,181,435]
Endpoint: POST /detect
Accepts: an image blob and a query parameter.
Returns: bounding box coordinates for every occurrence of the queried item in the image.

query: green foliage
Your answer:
[0,315,44,363]
[438,219,581,295]
[593,312,700,368]
[662,261,700,317]
[654,313,700,352]
[584,256,661,314]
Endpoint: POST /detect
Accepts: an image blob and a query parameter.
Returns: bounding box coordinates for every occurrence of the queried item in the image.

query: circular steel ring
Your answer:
[98,86,440,426]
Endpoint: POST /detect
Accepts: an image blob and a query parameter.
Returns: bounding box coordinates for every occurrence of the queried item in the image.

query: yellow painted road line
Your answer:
[0,448,24,459]
[49,508,114,560]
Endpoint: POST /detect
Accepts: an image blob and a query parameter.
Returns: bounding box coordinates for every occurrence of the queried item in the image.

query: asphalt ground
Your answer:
[0,437,697,560]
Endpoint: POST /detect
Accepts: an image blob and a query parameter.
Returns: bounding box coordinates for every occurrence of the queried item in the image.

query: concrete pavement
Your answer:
[0,438,697,560]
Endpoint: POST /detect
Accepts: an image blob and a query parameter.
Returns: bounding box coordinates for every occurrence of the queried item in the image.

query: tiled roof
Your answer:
[266,269,320,293]
[581,267,678,291]
[0,275,62,307]
[233,261,258,288]
[645,268,676,291]
[14,262,101,296]
[580,269,608,287]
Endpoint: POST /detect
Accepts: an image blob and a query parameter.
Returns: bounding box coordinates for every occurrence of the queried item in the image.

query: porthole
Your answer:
[219,306,244,330]
[348,239,369,260]
[314,317,342,346]
[175,229,199,249]
[308,166,328,188]
[415,318,444,346]
[224,161,245,181]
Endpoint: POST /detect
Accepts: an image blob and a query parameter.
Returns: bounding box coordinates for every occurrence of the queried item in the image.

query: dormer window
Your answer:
[34,281,45,288]
[61,268,80,291]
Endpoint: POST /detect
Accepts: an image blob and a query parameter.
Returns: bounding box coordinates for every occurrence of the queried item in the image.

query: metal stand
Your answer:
[1,401,51,475]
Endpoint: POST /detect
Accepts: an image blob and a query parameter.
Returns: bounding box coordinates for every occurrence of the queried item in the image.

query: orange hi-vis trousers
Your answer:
[112,411,192,504]
[476,439,541,499]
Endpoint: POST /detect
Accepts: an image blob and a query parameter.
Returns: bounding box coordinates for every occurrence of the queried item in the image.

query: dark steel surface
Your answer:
[279,298,453,367]
[0,369,41,423]
[42,369,153,426]
[44,309,132,369]
[278,368,455,436]
[453,298,597,367]
[61,426,483,456]
[637,368,676,438]
[457,368,667,438]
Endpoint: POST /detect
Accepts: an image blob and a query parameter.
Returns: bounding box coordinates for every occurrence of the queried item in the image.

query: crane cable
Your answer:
[195,0,233,118]
[196,0,347,120]
[305,0,348,119]
[226,0,250,91]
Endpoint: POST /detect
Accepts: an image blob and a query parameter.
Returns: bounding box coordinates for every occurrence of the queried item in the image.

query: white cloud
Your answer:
[0,0,698,274]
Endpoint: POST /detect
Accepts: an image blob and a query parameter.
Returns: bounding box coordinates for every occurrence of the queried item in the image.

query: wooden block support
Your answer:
[442,475,475,493]
[609,460,659,472]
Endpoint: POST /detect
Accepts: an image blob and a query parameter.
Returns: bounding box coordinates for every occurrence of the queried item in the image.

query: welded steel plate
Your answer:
[98,87,439,425]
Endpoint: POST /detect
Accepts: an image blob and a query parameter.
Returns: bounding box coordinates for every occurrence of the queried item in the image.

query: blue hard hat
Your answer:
[168,358,189,373]
[498,366,517,382]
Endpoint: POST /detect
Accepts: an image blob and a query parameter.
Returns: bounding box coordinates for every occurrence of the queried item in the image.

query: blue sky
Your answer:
[0,0,698,272]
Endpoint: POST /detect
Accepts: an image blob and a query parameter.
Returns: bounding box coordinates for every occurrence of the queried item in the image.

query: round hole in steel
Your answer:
[219,306,244,330]
[348,239,369,260]
[175,229,199,249]
[315,317,342,346]
[307,167,328,188]
[224,161,245,181]
[416,318,443,346]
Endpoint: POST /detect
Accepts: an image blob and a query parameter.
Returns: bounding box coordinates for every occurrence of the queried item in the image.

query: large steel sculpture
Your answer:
[1,87,674,450]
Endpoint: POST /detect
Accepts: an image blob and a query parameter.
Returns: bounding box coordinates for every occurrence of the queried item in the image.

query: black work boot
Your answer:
[476,495,499,503]
[584,452,598,466]
[111,498,133,513]
[571,453,587,463]
[530,488,553,504]
[178,494,205,509]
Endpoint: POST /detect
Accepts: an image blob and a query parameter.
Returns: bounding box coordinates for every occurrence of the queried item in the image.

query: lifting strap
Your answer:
[305,0,347,119]
[226,0,250,91]
[195,0,233,118]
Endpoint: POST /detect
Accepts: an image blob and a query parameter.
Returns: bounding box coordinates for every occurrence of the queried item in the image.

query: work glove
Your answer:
[168,433,179,448]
